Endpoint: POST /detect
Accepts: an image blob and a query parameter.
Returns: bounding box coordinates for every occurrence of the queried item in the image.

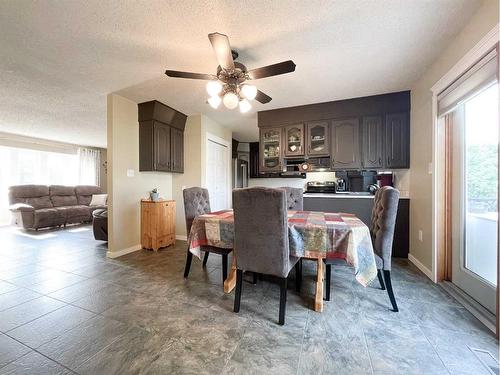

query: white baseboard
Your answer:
[106,244,142,258]
[408,253,434,281]
[175,234,187,241]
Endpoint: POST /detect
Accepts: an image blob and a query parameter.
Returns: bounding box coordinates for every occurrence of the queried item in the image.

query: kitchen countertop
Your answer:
[303,193,410,199]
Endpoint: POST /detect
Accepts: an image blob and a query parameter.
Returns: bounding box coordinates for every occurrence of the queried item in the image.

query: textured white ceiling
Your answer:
[0,0,482,146]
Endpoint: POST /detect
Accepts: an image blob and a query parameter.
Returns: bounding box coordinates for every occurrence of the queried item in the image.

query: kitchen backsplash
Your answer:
[248,170,410,198]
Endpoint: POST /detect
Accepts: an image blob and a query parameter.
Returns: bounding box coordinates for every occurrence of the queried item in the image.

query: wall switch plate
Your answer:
[418,230,423,242]
[127,169,135,177]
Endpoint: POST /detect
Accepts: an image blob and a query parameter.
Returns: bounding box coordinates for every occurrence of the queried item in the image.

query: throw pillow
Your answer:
[89,194,107,207]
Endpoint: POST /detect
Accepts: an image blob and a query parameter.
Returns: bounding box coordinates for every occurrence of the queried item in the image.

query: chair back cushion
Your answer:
[280,187,304,210]
[49,185,77,207]
[233,187,293,278]
[8,185,53,209]
[183,187,211,234]
[370,186,400,270]
[75,185,102,206]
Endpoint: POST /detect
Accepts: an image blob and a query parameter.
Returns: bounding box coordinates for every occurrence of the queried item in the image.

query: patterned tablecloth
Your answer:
[188,210,377,286]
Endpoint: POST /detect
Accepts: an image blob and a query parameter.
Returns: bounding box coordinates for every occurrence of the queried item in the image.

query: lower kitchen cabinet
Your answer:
[303,196,409,258]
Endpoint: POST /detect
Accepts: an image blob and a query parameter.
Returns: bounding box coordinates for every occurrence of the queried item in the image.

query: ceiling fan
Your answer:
[165,32,296,113]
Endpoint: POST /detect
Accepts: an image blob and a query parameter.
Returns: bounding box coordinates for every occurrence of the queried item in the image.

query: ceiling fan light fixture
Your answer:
[223,92,239,109]
[206,80,223,96]
[239,99,252,113]
[241,84,257,100]
[207,95,222,109]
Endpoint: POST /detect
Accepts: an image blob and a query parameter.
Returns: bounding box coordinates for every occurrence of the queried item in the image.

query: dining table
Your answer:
[188,209,377,312]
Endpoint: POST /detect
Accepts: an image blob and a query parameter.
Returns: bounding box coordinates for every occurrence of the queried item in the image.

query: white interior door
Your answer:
[206,138,229,211]
[450,83,498,314]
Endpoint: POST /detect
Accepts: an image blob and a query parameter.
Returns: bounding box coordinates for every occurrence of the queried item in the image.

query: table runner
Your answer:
[188,209,377,286]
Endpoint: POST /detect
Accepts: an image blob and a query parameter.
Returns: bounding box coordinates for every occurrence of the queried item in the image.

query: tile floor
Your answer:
[0,224,498,374]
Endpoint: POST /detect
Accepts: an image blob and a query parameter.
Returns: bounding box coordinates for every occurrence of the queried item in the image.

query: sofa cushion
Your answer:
[9,185,53,209]
[25,196,53,210]
[49,185,77,207]
[75,185,101,206]
[34,208,65,228]
[57,205,91,222]
[51,195,78,207]
[9,185,49,200]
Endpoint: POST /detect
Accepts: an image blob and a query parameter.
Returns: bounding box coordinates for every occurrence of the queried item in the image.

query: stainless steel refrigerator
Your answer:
[233,159,248,188]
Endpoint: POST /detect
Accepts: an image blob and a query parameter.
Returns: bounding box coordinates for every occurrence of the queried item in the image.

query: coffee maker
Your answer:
[335,171,348,192]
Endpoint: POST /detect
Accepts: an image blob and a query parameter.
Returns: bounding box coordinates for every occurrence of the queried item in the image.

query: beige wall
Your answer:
[172,115,203,238]
[172,114,232,237]
[409,0,498,270]
[107,93,173,256]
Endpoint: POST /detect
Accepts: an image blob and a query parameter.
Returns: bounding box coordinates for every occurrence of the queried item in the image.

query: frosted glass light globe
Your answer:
[206,81,222,96]
[241,84,257,100]
[208,95,221,109]
[223,92,239,109]
[239,99,252,113]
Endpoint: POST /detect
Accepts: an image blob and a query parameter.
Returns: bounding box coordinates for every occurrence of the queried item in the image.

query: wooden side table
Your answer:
[141,199,176,251]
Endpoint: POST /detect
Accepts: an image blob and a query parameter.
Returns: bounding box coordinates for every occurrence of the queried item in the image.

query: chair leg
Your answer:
[383,270,398,312]
[377,269,386,290]
[202,252,209,267]
[279,277,288,325]
[295,260,302,292]
[325,263,331,301]
[183,249,193,278]
[252,272,258,285]
[234,269,243,313]
[222,254,228,283]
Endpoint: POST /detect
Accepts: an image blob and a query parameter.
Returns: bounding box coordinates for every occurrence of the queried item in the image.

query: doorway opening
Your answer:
[435,47,498,332]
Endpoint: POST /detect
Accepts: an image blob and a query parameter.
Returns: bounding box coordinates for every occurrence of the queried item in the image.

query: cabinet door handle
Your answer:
[379,157,382,165]
[387,156,390,166]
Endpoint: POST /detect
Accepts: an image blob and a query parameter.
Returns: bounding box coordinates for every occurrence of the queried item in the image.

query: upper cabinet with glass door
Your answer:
[260,128,282,172]
[306,121,329,156]
[284,124,304,157]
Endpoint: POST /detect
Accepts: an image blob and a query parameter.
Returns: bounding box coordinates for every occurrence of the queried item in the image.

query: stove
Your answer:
[305,181,337,194]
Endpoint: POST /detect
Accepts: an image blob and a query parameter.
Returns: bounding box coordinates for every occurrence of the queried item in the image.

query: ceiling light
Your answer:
[208,95,221,109]
[239,99,252,113]
[241,84,257,100]
[223,92,239,109]
[206,80,222,96]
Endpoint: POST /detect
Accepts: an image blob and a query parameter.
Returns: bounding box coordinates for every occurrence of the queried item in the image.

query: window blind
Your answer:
[437,48,498,117]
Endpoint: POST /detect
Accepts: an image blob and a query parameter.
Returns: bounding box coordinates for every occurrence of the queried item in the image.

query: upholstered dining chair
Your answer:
[183,187,231,283]
[232,187,301,325]
[280,187,304,211]
[324,186,400,312]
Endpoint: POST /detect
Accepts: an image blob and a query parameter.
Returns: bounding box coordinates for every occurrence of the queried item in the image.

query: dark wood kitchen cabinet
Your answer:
[170,127,184,173]
[362,116,384,168]
[249,142,260,178]
[306,121,329,156]
[331,118,361,170]
[153,123,171,171]
[385,112,410,169]
[257,91,411,172]
[260,127,282,173]
[284,124,305,157]
[138,100,187,173]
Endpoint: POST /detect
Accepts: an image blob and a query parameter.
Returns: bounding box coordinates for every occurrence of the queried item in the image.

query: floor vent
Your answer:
[470,347,499,375]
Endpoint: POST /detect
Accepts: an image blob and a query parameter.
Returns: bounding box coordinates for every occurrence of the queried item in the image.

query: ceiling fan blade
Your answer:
[247,60,296,80]
[255,90,272,104]
[165,70,216,80]
[208,32,235,70]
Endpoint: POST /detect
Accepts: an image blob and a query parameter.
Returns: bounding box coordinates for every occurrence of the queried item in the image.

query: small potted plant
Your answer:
[149,188,159,202]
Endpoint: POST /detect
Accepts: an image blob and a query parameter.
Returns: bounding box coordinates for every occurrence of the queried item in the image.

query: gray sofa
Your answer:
[8,185,105,230]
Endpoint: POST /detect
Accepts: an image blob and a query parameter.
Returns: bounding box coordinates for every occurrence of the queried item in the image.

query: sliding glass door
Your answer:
[450,83,498,314]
